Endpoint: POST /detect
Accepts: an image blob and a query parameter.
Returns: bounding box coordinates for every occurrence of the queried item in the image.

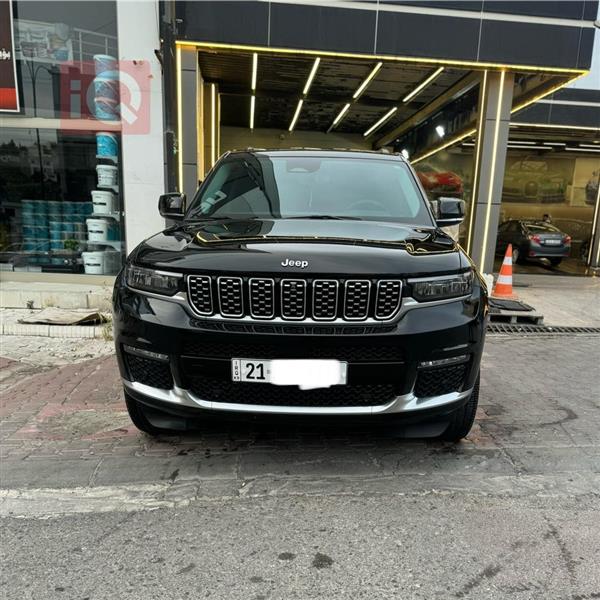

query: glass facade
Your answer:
[13,1,118,119]
[0,0,123,275]
[0,128,122,273]
[497,151,599,274]
[413,149,474,244]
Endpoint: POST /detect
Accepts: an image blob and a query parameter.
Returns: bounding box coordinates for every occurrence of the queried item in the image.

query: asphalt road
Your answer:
[1,335,599,599]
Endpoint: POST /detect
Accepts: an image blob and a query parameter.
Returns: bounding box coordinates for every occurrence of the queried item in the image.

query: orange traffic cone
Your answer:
[492,245,515,298]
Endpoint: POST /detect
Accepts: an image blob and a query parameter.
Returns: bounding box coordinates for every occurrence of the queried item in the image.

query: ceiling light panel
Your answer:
[402,67,444,103]
[364,107,398,137]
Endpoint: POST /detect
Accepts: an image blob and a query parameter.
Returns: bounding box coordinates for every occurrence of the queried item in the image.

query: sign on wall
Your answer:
[15,19,73,64]
[0,0,19,112]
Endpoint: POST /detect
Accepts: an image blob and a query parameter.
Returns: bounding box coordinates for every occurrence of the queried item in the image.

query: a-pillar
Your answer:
[466,71,514,274]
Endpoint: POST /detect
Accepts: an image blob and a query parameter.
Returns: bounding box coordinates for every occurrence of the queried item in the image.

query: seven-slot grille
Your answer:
[187,275,402,322]
[249,278,275,318]
[217,277,243,317]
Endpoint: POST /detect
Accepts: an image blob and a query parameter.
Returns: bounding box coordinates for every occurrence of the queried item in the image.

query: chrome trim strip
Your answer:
[407,272,471,283]
[248,277,276,319]
[280,278,307,321]
[123,345,169,362]
[154,269,184,278]
[374,279,403,320]
[123,379,473,416]
[187,275,214,316]
[312,279,339,321]
[217,276,244,318]
[343,279,371,321]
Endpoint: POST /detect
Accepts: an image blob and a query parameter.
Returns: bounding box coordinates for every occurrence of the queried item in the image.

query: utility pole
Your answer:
[161,0,178,192]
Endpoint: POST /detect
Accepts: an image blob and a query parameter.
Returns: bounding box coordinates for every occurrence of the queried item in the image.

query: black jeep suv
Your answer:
[113,149,487,440]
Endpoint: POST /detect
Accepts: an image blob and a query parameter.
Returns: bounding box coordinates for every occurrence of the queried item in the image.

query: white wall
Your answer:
[220,126,371,154]
[117,0,165,253]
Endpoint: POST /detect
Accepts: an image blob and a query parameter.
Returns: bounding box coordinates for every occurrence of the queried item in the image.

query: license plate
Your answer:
[544,239,561,245]
[231,358,348,390]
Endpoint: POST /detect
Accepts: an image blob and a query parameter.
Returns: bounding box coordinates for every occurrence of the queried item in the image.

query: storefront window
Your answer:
[497,151,600,274]
[413,148,473,244]
[12,1,118,119]
[0,127,123,274]
[0,1,124,276]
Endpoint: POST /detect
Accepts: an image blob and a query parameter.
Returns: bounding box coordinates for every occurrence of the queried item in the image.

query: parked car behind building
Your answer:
[496,219,571,265]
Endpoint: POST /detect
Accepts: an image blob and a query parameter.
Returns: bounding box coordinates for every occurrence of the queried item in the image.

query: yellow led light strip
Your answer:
[479,70,506,271]
[303,57,320,96]
[410,69,584,164]
[329,62,383,131]
[353,62,383,99]
[331,103,351,127]
[289,99,304,132]
[210,83,216,166]
[176,40,587,76]
[251,52,258,91]
[176,46,183,192]
[511,71,587,114]
[403,67,444,103]
[250,94,256,130]
[466,70,488,255]
[364,107,398,137]
[250,52,258,130]
[411,128,476,164]
[288,57,321,133]
[511,121,600,132]
[589,181,600,265]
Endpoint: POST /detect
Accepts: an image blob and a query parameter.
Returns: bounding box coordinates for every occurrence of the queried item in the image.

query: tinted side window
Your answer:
[193,159,271,217]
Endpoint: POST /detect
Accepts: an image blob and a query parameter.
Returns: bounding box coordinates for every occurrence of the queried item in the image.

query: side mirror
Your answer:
[159,192,186,220]
[436,197,465,227]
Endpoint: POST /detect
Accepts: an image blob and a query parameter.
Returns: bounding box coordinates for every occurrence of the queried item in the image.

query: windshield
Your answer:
[186,154,433,226]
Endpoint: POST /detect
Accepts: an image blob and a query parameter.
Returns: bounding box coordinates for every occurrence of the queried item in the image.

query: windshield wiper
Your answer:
[287,215,363,221]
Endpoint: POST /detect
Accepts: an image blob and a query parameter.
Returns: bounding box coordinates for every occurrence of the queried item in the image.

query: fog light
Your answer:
[123,345,169,362]
[418,354,468,369]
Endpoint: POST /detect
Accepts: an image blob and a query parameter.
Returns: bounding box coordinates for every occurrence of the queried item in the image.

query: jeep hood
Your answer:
[132,218,466,277]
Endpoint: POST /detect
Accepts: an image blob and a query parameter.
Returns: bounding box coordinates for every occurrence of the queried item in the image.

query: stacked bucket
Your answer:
[83,54,122,274]
[92,54,120,122]
[22,200,92,262]
[21,200,49,253]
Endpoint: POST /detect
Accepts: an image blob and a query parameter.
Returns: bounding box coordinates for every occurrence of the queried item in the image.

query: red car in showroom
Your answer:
[415,162,464,199]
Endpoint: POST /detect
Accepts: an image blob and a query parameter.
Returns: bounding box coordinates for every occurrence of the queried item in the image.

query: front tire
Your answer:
[440,374,480,442]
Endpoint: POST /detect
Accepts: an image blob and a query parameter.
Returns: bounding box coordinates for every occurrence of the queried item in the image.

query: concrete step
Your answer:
[0,281,113,311]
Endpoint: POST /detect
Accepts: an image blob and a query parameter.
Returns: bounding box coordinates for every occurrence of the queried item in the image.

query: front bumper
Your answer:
[123,379,475,417]
[113,274,487,419]
[528,243,570,258]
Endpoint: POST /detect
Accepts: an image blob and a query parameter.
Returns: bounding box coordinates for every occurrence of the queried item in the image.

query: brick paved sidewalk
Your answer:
[1,335,598,490]
[0,354,142,460]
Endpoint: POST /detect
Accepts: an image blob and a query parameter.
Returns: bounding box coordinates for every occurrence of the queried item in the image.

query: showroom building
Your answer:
[0,0,599,281]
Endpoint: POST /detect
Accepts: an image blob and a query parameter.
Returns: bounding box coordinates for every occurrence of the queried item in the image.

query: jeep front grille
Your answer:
[187,275,403,322]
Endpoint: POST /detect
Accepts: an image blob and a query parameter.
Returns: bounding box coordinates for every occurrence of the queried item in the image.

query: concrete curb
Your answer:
[1,322,107,339]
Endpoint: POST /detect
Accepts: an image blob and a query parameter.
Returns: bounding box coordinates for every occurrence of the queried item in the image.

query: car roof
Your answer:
[223,148,408,163]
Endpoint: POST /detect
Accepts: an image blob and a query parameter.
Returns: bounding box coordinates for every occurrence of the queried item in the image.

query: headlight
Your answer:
[125,265,181,296]
[411,271,473,301]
